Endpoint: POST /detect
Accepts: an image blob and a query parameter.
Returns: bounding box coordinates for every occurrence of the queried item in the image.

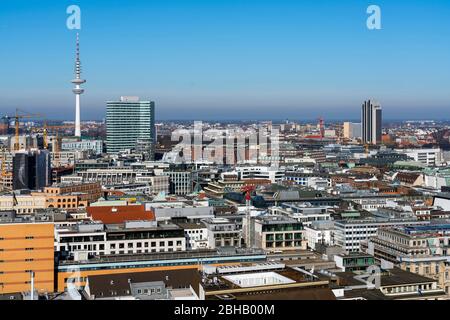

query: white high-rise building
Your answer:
[71,33,86,137]
[343,122,362,139]
[106,96,156,155]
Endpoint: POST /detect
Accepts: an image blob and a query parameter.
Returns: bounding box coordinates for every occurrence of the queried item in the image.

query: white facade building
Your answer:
[235,166,285,183]
[396,148,443,167]
[55,221,186,258]
[62,140,103,155]
[177,222,209,250]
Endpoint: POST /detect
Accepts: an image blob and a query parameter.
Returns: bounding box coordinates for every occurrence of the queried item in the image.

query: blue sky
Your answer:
[0,0,449,120]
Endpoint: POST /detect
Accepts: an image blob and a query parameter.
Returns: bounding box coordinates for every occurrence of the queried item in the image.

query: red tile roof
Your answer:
[86,205,155,224]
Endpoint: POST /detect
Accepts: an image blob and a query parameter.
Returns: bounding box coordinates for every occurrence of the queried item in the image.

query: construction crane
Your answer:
[318,117,325,138]
[241,185,256,248]
[43,123,74,168]
[14,109,43,151]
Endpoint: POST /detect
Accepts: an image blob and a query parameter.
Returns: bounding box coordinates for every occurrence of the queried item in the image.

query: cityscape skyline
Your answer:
[0,0,449,120]
[2,1,450,305]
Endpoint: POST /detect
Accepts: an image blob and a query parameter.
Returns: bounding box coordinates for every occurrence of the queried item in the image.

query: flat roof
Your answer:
[223,272,296,288]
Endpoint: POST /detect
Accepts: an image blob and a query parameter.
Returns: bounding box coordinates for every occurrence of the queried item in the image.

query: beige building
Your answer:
[0,194,47,214]
[367,224,450,295]
[343,122,362,139]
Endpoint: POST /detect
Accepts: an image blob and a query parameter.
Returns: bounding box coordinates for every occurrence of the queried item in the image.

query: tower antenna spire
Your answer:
[71,32,86,137]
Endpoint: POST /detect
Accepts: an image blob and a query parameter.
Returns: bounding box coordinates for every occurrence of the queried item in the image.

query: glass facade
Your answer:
[106,98,155,154]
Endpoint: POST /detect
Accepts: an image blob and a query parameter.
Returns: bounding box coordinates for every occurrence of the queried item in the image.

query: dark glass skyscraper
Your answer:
[361,100,382,145]
[12,150,51,190]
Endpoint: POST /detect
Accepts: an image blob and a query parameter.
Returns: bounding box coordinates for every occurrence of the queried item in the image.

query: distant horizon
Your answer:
[1,0,449,121]
[19,116,450,124]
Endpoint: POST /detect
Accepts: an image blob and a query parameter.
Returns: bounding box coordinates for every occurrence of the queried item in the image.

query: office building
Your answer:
[334,218,427,252]
[395,148,443,167]
[0,212,54,294]
[13,150,51,190]
[361,99,382,145]
[0,193,46,214]
[343,122,362,139]
[61,139,103,155]
[203,218,242,248]
[106,96,155,155]
[366,224,450,294]
[251,215,304,251]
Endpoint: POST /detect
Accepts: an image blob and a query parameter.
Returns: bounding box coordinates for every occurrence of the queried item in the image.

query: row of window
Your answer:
[63,240,184,252]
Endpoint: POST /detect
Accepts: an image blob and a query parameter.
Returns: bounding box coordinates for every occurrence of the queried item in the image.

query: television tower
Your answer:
[71,33,86,137]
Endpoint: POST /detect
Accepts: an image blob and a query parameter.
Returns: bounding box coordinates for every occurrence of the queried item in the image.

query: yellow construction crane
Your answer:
[14,109,43,151]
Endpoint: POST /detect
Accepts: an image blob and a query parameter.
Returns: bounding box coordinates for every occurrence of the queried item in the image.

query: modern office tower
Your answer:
[343,122,362,139]
[12,150,51,190]
[71,33,86,138]
[361,100,382,145]
[106,96,155,155]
